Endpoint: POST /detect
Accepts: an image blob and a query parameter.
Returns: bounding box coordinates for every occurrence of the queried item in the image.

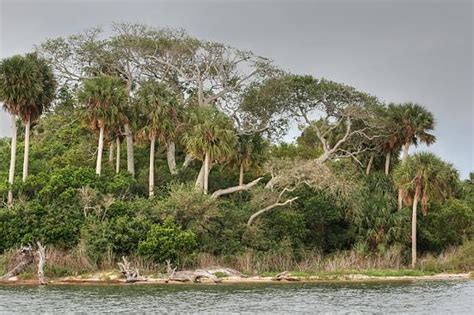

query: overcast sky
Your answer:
[0,0,472,177]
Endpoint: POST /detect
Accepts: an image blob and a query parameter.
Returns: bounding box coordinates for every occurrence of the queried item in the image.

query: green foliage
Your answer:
[352,172,409,251]
[138,219,197,264]
[0,201,83,252]
[418,199,473,252]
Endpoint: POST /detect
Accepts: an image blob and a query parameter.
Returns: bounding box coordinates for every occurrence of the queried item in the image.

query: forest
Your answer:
[0,24,472,278]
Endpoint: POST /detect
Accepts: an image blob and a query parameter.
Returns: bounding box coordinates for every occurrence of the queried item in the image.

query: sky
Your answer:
[0,0,472,178]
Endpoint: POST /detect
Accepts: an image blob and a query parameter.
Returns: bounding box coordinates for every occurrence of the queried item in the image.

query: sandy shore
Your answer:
[0,272,471,286]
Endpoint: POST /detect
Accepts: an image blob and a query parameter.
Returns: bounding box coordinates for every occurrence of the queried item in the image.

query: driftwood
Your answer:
[117,256,146,283]
[272,271,300,282]
[1,245,34,280]
[36,242,47,285]
[165,260,222,283]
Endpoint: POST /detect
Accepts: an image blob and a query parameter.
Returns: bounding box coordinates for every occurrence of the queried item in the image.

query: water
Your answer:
[0,280,473,314]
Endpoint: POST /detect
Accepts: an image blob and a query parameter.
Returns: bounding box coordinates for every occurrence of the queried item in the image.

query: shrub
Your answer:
[138,219,196,264]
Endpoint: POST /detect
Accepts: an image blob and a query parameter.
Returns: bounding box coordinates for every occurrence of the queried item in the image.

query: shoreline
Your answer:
[1,272,471,286]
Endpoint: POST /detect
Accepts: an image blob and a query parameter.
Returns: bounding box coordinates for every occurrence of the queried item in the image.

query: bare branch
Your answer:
[247,197,298,226]
[211,177,263,199]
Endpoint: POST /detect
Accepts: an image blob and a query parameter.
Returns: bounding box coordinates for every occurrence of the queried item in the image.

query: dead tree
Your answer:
[36,242,47,285]
[1,245,34,280]
[118,256,145,283]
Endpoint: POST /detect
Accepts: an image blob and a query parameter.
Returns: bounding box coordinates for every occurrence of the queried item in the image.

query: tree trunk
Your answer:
[411,186,420,268]
[36,242,46,285]
[183,154,194,168]
[166,141,177,175]
[149,133,156,198]
[402,142,410,162]
[7,114,17,206]
[385,151,391,175]
[398,142,411,209]
[203,152,210,194]
[239,162,244,186]
[124,123,135,177]
[115,137,120,174]
[22,116,30,182]
[365,153,374,175]
[96,124,105,176]
[108,142,114,165]
[195,163,205,189]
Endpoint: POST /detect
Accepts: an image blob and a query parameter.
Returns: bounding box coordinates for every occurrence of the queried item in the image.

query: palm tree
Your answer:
[394,152,458,268]
[136,80,180,198]
[390,103,436,208]
[380,105,403,175]
[77,75,127,176]
[235,133,267,186]
[16,53,56,183]
[183,107,237,194]
[0,53,55,204]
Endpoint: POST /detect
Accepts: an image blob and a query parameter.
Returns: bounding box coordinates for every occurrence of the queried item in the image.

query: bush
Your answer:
[419,199,473,252]
[0,201,83,253]
[80,214,152,264]
[138,219,196,264]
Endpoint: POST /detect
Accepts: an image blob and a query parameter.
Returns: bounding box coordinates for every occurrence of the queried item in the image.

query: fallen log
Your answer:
[117,256,146,283]
[272,271,300,282]
[165,260,222,283]
[1,245,34,281]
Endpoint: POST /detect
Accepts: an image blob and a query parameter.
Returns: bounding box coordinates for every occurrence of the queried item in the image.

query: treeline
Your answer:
[0,24,472,273]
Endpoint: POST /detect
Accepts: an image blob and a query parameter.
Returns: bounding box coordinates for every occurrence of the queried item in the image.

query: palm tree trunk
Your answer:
[183,154,194,168]
[96,124,105,176]
[22,116,30,182]
[385,151,391,175]
[149,133,156,198]
[7,114,17,206]
[108,142,114,165]
[195,163,205,189]
[203,152,210,194]
[411,186,420,268]
[402,142,410,162]
[398,142,411,209]
[239,162,244,186]
[124,123,135,177]
[115,137,120,174]
[166,141,177,175]
[365,153,374,175]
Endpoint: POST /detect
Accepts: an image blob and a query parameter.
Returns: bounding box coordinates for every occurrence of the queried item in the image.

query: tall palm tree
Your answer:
[394,152,458,268]
[390,103,436,208]
[16,53,56,183]
[0,53,55,204]
[77,75,127,176]
[136,80,180,198]
[183,107,237,194]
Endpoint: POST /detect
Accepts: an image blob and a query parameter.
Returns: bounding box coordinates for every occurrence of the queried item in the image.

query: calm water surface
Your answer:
[0,280,473,314]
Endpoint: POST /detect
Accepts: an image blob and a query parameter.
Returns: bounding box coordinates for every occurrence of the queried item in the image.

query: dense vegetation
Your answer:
[0,24,472,275]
